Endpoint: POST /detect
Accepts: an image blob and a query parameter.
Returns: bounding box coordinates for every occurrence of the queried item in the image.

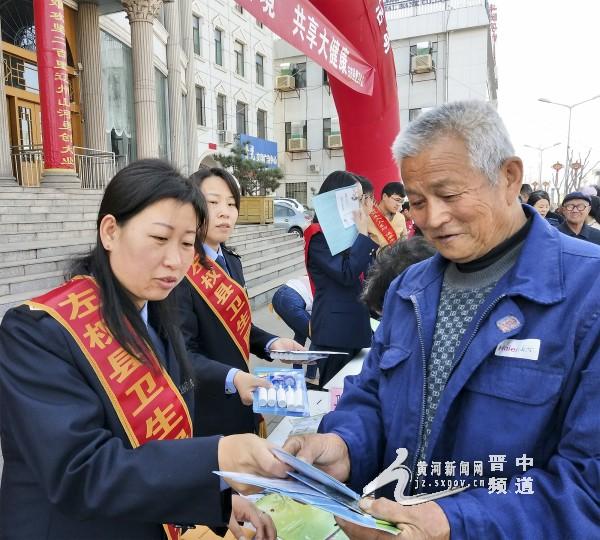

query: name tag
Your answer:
[495,339,541,361]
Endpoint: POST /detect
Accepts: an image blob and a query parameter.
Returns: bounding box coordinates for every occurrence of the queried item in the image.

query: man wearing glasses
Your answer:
[557,192,600,245]
[367,181,408,248]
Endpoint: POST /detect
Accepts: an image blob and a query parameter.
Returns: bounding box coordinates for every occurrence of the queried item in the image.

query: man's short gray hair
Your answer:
[392,100,515,184]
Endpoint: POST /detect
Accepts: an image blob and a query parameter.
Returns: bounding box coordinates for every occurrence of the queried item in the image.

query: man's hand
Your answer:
[229,495,276,540]
[218,434,290,494]
[337,498,450,540]
[282,433,351,482]
[268,337,306,353]
[233,371,271,406]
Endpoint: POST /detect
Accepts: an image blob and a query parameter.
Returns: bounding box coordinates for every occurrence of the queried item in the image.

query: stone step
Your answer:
[248,269,306,310]
[0,187,103,197]
[0,226,97,244]
[0,237,95,262]
[0,192,103,201]
[231,232,300,253]
[0,255,71,280]
[242,246,304,275]
[244,255,306,291]
[235,237,304,259]
[0,212,98,224]
[0,270,64,296]
[1,204,100,215]
[0,219,96,234]
[228,228,289,245]
[0,288,49,318]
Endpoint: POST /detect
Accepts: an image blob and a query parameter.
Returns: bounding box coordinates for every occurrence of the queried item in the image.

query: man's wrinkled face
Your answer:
[401,136,521,263]
[562,198,591,227]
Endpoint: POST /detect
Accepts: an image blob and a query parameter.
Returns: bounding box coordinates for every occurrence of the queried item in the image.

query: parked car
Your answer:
[274,200,312,237]
[275,197,305,211]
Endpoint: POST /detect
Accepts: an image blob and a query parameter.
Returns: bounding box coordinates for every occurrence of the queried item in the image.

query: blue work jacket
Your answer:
[321,208,600,539]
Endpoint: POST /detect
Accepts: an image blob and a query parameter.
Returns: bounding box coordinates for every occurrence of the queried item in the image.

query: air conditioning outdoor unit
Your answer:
[223,131,235,145]
[411,54,433,74]
[327,134,343,149]
[288,137,307,152]
[276,75,295,91]
[309,164,321,173]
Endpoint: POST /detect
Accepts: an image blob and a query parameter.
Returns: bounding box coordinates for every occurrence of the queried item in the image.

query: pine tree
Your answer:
[213,144,283,196]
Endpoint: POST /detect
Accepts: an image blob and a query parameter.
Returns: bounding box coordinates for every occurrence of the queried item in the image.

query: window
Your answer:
[236,101,248,135]
[257,109,267,139]
[255,53,265,86]
[292,62,306,88]
[234,40,245,77]
[214,28,223,66]
[323,118,331,148]
[409,108,421,121]
[409,41,437,73]
[195,85,206,126]
[284,121,307,151]
[192,16,201,55]
[216,93,226,132]
[274,204,295,218]
[285,182,308,205]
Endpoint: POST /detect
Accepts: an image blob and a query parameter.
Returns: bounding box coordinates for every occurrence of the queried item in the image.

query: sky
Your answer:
[494,0,600,187]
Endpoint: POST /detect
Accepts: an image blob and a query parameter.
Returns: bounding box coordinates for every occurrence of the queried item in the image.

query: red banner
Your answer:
[235,0,374,95]
[33,0,75,170]
[313,0,401,193]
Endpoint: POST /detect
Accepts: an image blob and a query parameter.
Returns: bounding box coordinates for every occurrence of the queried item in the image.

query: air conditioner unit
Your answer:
[288,137,307,152]
[308,164,321,173]
[327,134,343,149]
[223,131,235,145]
[276,75,295,91]
[411,54,433,74]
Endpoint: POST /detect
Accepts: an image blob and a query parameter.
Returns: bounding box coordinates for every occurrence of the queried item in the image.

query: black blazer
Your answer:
[174,246,276,437]
[307,232,377,349]
[0,303,229,540]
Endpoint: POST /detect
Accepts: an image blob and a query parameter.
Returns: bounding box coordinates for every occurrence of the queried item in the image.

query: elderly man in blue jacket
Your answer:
[284,100,600,539]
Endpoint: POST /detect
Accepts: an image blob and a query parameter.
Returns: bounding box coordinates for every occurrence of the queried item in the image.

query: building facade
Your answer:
[273,0,498,207]
[0,0,276,188]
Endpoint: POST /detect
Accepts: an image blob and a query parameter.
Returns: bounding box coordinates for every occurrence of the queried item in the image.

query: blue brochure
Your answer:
[312,185,360,255]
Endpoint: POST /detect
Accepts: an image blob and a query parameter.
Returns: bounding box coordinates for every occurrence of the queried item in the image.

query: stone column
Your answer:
[78,1,107,152]
[163,0,185,170]
[179,0,197,175]
[122,0,162,159]
[0,19,16,184]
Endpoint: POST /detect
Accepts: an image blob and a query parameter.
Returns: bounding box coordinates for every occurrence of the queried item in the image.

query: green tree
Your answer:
[213,144,283,196]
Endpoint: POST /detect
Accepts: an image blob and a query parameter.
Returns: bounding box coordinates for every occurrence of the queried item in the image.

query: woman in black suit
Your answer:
[304,171,379,387]
[175,167,302,437]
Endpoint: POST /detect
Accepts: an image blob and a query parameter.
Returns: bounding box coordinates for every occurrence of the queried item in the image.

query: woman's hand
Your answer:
[229,495,276,540]
[233,371,271,406]
[354,206,370,236]
[218,434,290,494]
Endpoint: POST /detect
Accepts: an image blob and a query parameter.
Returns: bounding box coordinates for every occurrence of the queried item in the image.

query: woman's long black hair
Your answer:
[69,159,207,373]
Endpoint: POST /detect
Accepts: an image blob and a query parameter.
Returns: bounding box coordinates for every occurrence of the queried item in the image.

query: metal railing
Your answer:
[10,144,127,189]
[11,144,44,187]
[74,146,127,190]
[384,0,486,18]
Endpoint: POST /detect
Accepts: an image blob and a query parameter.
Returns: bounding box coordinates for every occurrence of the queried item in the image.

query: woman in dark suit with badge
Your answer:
[174,167,303,438]
[304,171,379,387]
[0,160,281,540]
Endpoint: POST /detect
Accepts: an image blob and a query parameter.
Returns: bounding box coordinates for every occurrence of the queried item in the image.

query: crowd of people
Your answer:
[1,99,599,540]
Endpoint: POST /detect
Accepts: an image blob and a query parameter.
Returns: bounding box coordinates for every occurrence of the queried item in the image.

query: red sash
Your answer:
[369,205,398,245]
[303,223,322,296]
[26,276,192,540]
[186,255,251,362]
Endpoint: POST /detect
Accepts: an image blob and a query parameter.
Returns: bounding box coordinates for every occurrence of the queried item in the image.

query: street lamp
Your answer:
[524,142,560,183]
[538,94,600,197]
